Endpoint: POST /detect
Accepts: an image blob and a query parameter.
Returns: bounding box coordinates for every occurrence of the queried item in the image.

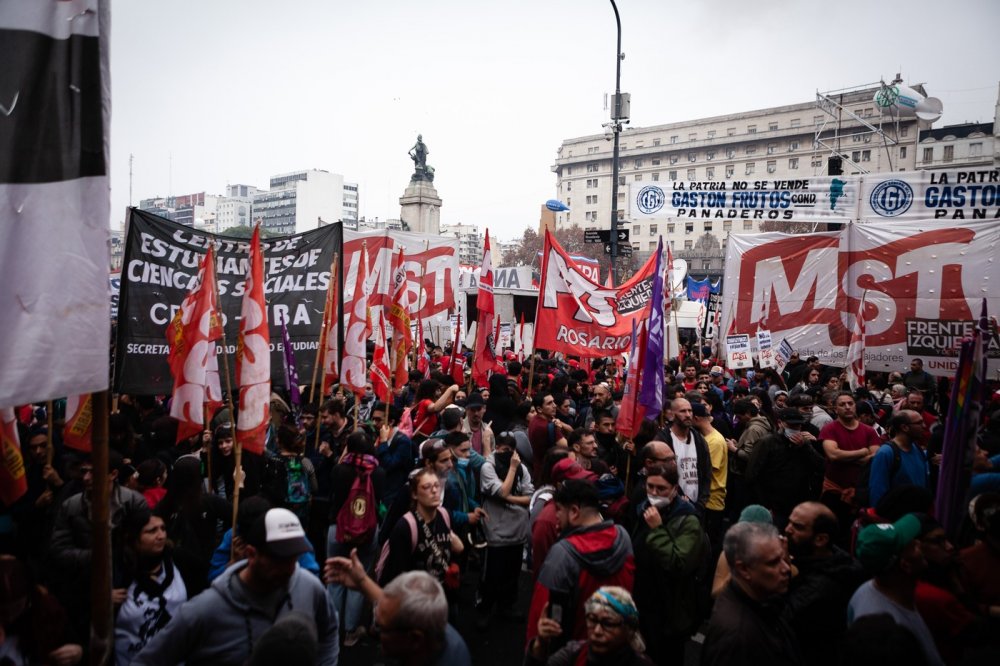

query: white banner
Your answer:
[859,168,1000,223]
[721,220,1000,377]
[727,334,753,369]
[775,338,794,373]
[756,329,775,368]
[629,176,857,222]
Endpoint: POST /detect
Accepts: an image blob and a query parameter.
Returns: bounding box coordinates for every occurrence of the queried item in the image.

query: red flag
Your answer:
[416,316,430,378]
[0,408,27,506]
[472,230,498,387]
[167,246,224,443]
[450,312,465,385]
[342,241,372,398]
[371,310,392,404]
[388,248,412,387]
[615,320,648,439]
[846,293,867,391]
[321,254,340,397]
[63,394,93,452]
[236,226,271,455]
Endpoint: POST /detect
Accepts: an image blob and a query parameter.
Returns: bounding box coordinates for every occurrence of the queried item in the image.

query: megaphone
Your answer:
[874,84,943,122]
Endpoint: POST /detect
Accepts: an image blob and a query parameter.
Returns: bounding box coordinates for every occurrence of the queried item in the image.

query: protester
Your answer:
[903,358,937,407]
[666,398,711,514]
[413,380,460,442]
[527,480,634,646]
[132,508,339,666]
[848,513,944,666]
[462,391,494,457]
[371,401,417,511]
[531,458,596,577]
[702,522,800,666]
[324,554,472,665]
[528,392,562,479]
[867,410,930,508]
[820,392,882,536]
[526,586,652,666]
[692,401,728,554]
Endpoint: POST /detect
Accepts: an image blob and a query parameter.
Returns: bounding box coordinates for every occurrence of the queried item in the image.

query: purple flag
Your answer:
[280,312,302,421]
[639,238,665,420]
[935,298,990,537]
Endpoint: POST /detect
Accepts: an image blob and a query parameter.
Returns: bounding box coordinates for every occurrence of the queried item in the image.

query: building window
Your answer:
[585,211,596,222]
[685,222,694,234]
[688,152,697,162]
[789,141,799,150]
[648,241,657,251]
[586,195,598,204]
[767,160,776,173]
[811,157,823,168]
[900,147,907,159]
[587,163,599,172]
[790,118,801,128]
[634,159,643,168]
[748,125,757,134]
[852,151,861,162]
[745,162,755,175]
[706,150,715,161]
[702,260,712,269]
[635,174,643,181]
[565,181,572,191]
[768,122,778,131]
[651,158,661,166]
[704,221,713,231]
[708,130,716,138]
[727,127,736,136]
[688,133,697,141]
[633,225,641,234]
[684,240,693,250]
[617,210,624,220]
[789,157,799,170]
[723,220,732,231]
[813,115,824,125]
[632,243,640,251]
[743,220,753,230]
[746,145,756,155]
[943,145,954,162]
[726,148,736,158]
[653,139,661,146]
[650,224,657,235]
[587,178,598,188]
[669,170,678,180]
[901,126,909,137]
[667,223,675,233]
[767,143,777,155]
[670,155,679,164]
[861,150,871,162]
[725,164,735,177]
[652,172,660,181]
[687,168,696,180]
[971,142,983,157]
[670,135,678,144]
[706,167,715,179]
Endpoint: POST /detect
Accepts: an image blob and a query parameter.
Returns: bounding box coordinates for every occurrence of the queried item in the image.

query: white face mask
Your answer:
[648,495,671,509]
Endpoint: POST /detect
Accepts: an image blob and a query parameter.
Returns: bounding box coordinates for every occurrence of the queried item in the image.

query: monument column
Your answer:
[399,134,442,235]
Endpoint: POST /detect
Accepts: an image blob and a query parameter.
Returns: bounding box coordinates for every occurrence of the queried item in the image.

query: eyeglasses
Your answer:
[585,613,625,630]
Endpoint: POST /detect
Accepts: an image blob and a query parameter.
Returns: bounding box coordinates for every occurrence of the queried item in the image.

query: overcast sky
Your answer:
[110,0,1000,240]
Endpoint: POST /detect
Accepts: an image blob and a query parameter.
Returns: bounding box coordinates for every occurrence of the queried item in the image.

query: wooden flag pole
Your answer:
[411,241,429,369]
[203,401,213,494]
[89,389,112,666]
[310,253,338,405]
[526,350,538,398]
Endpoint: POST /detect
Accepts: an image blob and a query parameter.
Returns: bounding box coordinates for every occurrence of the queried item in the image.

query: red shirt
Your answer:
[414,399,436,436]
[820,419,881,488]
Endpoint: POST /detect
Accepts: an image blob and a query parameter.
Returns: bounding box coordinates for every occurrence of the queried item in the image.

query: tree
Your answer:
[220,225,279,239]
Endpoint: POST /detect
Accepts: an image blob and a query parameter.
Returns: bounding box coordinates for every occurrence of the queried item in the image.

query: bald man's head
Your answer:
[785,501,838,557]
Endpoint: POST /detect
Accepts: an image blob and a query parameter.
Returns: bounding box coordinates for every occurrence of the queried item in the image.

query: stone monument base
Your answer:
[399,181,442,235]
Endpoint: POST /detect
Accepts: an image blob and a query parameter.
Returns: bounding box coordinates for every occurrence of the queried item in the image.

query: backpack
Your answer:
[854,442,902,508]
[374,507,450,583]
[284,455,311,507]
[335,463,378,545]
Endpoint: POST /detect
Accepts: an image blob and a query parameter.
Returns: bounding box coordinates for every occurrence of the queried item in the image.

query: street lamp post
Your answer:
[606,0,627,282]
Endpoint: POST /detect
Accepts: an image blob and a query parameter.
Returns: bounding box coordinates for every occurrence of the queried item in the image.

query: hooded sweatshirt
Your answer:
[131,561,339,666]
[526,520,635,645]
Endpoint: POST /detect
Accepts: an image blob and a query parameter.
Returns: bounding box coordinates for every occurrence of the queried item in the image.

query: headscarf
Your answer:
[584,586,645,653]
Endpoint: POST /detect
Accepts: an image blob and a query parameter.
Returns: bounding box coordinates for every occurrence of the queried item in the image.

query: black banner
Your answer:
[114,209,342,395]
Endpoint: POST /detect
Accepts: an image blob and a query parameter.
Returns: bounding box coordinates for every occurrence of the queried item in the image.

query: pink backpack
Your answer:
[335,456,378,545]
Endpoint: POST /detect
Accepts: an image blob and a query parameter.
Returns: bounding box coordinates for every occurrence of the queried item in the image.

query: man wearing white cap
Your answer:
[133,508,340,666]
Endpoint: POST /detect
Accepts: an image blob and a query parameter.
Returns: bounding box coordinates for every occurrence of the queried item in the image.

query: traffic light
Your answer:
[827,156,843,176]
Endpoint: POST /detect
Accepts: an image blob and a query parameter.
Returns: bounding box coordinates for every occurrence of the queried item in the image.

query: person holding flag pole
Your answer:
[310,253,339,454]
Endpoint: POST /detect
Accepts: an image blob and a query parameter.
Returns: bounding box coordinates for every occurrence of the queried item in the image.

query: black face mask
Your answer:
[493,450,515,481]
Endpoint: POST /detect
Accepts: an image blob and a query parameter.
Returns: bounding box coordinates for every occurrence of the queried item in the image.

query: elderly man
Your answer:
[324,556,471,665]
[702,522,799,666]
[585,382,619,427]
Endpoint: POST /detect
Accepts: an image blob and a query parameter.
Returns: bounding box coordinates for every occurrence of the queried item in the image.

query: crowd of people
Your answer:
[3,342,1000,665]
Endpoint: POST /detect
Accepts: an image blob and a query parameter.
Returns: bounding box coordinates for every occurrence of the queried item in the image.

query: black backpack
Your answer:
[854,442,902,507]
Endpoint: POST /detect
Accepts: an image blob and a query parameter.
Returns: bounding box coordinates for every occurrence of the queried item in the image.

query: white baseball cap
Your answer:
[248,508,312,558]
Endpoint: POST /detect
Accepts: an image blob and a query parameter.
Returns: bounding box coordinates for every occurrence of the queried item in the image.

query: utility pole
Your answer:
[606,1,628,283]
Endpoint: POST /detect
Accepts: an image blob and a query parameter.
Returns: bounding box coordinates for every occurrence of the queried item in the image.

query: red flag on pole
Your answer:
[450,311,465,385]
[846,292,867,391]
[0,408,27,505]
[416,316,430,378]
[371,310,392,404]
[63,394,93,452]
[321,255,340,397]
[388,248,412,387]
[472,230,498,388]
[615,319,648,439]
[167,245,224,443]
[236,226,271,455]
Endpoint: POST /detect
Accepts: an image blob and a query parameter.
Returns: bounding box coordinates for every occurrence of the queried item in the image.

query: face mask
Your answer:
[456,457,470,469]
[784,428,801,439]
[364,390,375,400]
[494,451,513,467]
[648,495,671,509]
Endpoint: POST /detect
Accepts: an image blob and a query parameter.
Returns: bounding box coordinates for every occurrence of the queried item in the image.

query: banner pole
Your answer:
[89,389,112,666]
[310,253,338,406]
[203,401,213,494]
[526,350,538,398]
[46,400,54,466]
